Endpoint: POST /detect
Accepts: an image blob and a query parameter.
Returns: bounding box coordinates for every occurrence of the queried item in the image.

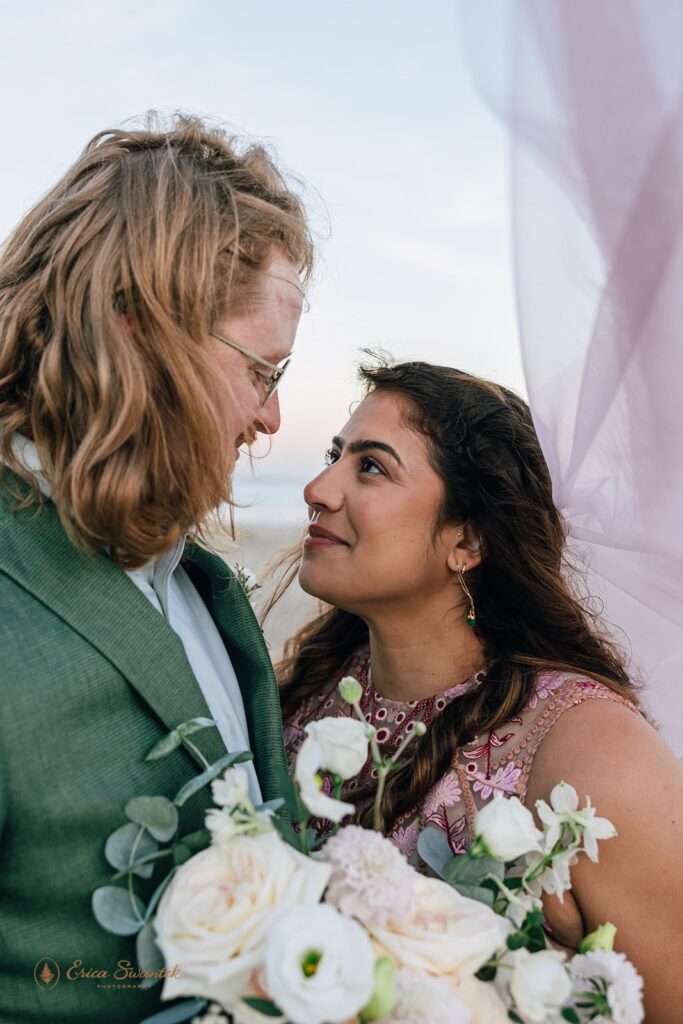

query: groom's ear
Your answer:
[446,523,482,574]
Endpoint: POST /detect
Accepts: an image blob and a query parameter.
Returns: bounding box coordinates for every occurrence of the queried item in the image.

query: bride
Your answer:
[278,357,683,1022]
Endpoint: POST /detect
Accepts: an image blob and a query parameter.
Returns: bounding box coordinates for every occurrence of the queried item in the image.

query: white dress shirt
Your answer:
[10,434,262,804]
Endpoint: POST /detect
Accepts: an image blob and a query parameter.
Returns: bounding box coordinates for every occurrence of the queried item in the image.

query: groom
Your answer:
[0,116,310,1023]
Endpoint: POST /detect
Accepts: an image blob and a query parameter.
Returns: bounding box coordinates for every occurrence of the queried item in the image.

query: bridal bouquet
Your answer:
[94,676,644,1024]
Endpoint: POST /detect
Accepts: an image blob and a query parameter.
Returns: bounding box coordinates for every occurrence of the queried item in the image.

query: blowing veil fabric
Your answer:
[457,1,683,753]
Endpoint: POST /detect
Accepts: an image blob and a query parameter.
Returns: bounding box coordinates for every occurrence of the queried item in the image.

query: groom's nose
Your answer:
[253,391,281,436]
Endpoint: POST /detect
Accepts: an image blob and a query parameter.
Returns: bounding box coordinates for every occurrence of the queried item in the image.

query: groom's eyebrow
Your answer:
[332,435,404,468]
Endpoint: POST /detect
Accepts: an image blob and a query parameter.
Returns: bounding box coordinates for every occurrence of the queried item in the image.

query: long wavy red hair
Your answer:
[0,113,313,567]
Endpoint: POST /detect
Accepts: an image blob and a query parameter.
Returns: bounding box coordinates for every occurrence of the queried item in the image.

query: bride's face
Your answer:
[299,391,462,615]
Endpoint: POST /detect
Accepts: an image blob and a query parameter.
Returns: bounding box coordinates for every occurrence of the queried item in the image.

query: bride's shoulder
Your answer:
[526,673,680,812]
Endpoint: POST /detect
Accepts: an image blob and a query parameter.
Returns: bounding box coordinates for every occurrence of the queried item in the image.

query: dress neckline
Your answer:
[354,646,487,710]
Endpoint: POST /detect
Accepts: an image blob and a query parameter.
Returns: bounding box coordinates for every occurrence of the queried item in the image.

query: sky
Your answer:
[0,0,521,518]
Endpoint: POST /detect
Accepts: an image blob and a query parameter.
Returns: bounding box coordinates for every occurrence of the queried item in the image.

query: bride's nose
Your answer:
[304,468,344,513]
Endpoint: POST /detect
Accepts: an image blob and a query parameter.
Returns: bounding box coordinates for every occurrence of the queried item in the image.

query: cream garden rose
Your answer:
[155,831,331,1010]
[370,873,510,979]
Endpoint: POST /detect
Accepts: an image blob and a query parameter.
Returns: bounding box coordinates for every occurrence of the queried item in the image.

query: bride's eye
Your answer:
[360,456,384,476]
[324,448,339,466]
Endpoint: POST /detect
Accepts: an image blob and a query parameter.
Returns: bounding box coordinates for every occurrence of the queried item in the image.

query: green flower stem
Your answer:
[181,737,211,771]
[331,776,344,836]
[373,765,390,832]
[127,827,146,922]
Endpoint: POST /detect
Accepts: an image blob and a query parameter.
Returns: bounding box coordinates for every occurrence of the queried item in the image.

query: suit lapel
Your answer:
[184,546,288,803]
[0,489,227,771]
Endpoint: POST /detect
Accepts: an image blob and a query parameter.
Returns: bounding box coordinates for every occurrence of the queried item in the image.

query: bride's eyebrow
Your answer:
[331,435,404,468]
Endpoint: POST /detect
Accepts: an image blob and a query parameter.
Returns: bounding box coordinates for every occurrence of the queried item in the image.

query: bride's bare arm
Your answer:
[526,698,683,1023]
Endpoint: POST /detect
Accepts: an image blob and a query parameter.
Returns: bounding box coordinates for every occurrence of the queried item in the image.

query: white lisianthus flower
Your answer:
[385,969,470,1024]
[155,832,331,1010]
[524,847,577,901]
[212,765,251,808]
[263,904,375,1024]
[506,948,571,1024]
[536,782,617,861]
[474,794,544,861]
[295,736,355,823]
[371,873,510,979]
[304,716,371,780]
[570,950,644,1024]
[321,825,416,926]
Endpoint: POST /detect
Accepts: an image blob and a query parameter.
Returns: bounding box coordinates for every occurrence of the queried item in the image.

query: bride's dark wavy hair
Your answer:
[278,358,637,833]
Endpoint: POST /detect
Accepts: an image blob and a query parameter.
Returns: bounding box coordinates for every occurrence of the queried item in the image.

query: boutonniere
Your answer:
[233,564,262,601]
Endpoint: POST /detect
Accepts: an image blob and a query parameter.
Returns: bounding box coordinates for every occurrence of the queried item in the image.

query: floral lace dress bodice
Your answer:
[283,645,639,866]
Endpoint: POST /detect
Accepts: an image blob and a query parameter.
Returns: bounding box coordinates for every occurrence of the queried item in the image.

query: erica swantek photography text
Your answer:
[35,957,181,988]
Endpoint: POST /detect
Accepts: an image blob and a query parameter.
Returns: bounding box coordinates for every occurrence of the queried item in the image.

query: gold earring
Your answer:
[457,565,476,628]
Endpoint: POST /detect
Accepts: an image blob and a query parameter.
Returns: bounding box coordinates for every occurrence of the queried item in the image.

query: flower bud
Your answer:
[338,675,363,705]
[361,956,396,1021]
[413,721,427,736]
[579,921,617,953]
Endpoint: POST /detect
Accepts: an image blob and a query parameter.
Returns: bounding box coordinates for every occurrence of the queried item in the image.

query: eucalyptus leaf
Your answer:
[242,996,284,1017]
[442,853,504,888]
[449,881,495,907]
[255,797,285,813]
[271,763,304,820]
[145,729,182,762]
[105,823,159,879]
[178,828,211,853]
[138,999,207,1024]
[271,813,305,852]
[561,1009,581,1024]
[125,796,179,842]
[92,886,145,936]
[136,918,165,989]
[177,717,215,738]
[172,843,192,866]
[416,826,453,878]
[173,750,253,808]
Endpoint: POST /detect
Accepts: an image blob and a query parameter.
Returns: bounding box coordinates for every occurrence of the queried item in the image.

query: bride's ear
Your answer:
[446,523,482,574]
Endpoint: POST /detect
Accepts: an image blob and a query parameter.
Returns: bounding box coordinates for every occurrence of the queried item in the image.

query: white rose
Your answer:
[507,949,571,1023]
[263,904,375,1024]
[155,831,331,1010]
[475,795,543,861]
[371,874,509,979]
[295,736,355,823]
[304,716,370,780]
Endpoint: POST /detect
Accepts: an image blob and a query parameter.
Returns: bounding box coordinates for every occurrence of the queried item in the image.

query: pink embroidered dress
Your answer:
[283,644,639,865]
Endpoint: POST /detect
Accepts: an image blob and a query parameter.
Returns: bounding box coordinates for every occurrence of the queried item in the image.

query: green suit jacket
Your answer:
[0,483,288,1023]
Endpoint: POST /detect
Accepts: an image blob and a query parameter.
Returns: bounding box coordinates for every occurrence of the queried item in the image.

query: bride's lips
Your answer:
[304,523,349,549]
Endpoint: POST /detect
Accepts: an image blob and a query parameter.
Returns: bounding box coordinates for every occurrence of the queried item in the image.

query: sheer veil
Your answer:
[457,1,683,753]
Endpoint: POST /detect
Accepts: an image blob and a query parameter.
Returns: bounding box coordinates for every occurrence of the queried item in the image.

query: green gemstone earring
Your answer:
[457,564,476,628]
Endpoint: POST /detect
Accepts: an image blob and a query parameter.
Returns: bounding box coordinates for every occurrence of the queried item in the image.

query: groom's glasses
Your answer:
[210,332,291,406]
